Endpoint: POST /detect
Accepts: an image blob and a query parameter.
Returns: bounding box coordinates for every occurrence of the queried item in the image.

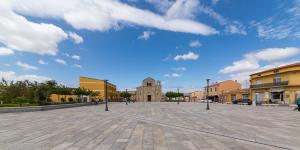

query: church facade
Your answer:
[136,77,162,102]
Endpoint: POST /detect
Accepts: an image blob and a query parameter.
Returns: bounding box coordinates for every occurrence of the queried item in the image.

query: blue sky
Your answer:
[1,0,300,92]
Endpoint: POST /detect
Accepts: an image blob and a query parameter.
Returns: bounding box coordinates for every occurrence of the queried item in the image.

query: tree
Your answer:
[120,91,131,99]
[165,91,183,100]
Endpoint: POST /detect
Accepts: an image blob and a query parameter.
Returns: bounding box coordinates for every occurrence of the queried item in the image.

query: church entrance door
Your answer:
[147,95,151,102]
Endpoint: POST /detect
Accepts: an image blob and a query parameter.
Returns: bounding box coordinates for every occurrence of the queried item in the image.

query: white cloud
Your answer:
[0,71,50,82]
[16,61,38,70]
[0,1,68,55]
[165,0,200,19]
[73,64,82,68]
[172,67,187,71]
[71,55,80,60]
[9,0,218,35]
[225,22,247,35]
[68,32,83,44]
[55,58,67,65]
[4,64,11,67]
[63,52,70,57]
[253,47,300,61]
[138,31,155,40]
[198,4,246,35]
[220,47,300,86]
[38,59,47,65]
[171,73,182,77]
[189,40,202,47]
[174,52,199,61]
[219,57,259,74]
[220,47,300,74]
[0,47,14,56]
[145,0,174,13]
[164,73,182,78]
[251,0,300,40]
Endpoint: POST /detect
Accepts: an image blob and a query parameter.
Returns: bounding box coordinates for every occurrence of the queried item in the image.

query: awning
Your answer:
[271,89,284,92]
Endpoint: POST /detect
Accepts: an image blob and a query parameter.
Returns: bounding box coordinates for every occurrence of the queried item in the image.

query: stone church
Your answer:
[136,77,162,102]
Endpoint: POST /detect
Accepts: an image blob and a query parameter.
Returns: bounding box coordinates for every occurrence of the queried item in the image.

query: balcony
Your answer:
[250,81,289,89]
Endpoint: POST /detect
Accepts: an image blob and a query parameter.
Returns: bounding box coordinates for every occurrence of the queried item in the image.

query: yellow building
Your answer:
[250,62,300,105]
[50,94,78,103]
[222,89,250,104]
[80,77,118,100]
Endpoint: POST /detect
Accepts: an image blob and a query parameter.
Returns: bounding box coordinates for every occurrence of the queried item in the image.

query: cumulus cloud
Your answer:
[0,47,14,56]
[0,71,50,82]
[72,64,82,68]
[55,58,67,65]
[68,32,83,44]
[220,47,300,74]
[8,0,218,35]
[138,31,155,40]
[0,1,68,55]
[38,60,47,65]
[174,52,199,61]
[16,61,38,70]
[71,55,80,60]
[189,40,202,47]
[220,47,300,85]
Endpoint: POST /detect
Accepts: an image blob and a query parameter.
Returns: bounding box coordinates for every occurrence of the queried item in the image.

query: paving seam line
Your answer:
[111,112,292,150]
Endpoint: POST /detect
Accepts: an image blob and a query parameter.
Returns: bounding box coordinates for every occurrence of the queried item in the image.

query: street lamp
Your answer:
[105,80,109,111]
[177,88,180,104]
[125,89,128,105]
[206,79,210,110]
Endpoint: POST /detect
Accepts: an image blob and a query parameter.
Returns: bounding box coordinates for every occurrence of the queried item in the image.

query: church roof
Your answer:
[143,77,155,81]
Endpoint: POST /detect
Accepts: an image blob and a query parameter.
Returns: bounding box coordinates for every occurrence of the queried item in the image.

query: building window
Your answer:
[231,95,236,101]
[210,88,212,92]
[273,75,281,83]
[147,82,152,86]
[256,80,261,85]
[215,87,217,91]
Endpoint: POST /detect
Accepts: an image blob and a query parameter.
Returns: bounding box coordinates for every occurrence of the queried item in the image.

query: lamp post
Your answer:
[206,79,210,110]
[177,88,180,104]
[105,80,109,111]
[125,89,128,105]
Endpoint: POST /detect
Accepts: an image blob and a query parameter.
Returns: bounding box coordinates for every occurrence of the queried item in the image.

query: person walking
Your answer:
[296,99,300,111]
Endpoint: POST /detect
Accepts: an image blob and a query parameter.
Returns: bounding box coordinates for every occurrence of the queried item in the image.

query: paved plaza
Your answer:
[0,102,299,150]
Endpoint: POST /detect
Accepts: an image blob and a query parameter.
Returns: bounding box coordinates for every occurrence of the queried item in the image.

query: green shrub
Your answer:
[15,97,31,106]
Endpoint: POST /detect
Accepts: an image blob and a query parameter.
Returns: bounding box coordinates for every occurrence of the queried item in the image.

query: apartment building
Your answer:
[250,62,300,105]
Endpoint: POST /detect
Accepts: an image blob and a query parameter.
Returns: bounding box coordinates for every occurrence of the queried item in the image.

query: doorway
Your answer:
[147,95,151,102]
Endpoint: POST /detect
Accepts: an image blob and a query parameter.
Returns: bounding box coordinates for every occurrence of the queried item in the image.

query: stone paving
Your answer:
[0,102,299,150]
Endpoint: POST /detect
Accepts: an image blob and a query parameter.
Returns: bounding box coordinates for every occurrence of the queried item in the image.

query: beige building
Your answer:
[204,80,241,102]
[191,90,204,102]
[136,77,162,102]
